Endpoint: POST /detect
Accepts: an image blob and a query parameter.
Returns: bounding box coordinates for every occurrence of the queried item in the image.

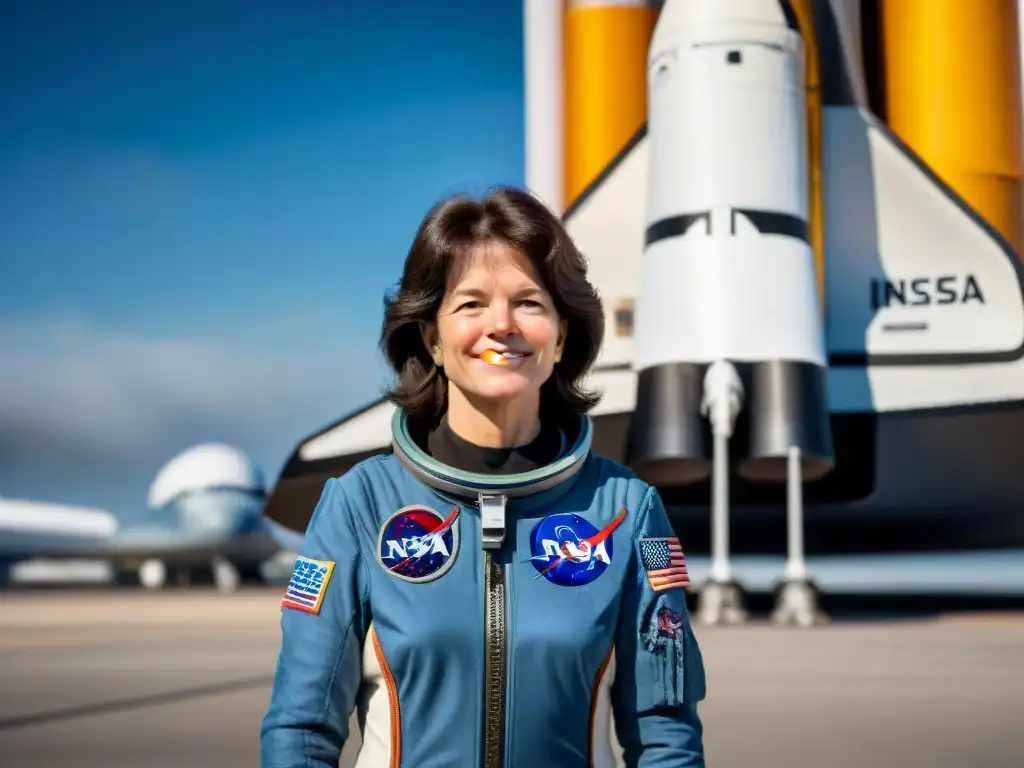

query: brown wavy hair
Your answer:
[379,186,605,426]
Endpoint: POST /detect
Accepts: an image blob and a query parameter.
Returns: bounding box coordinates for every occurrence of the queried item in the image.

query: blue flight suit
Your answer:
[261,410,707,767]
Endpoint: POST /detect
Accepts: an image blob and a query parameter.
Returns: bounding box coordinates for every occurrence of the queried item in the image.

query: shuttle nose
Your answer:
[649,0,801,54]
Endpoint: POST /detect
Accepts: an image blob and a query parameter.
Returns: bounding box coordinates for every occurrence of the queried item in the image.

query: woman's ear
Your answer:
[420,321,442,366]
[554,319,567,363]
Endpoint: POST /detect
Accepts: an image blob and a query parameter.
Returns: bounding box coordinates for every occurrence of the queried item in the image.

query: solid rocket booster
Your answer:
[626,0,834,486]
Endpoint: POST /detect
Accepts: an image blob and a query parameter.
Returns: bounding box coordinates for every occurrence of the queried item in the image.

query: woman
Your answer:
[260,186,707,767]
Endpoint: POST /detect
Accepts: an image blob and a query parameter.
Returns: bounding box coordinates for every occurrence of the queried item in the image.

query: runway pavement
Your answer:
[0,588,1022,767]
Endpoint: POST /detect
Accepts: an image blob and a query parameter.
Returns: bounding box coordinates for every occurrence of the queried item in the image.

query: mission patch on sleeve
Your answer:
[281,555,335,615]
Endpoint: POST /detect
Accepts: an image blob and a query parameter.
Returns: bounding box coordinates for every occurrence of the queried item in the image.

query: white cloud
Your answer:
[0,316,391,502]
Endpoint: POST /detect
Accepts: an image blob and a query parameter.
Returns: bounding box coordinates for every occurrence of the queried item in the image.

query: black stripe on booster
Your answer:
[731,209,808,240]
[645,209,808,247]
[644,212,710,246]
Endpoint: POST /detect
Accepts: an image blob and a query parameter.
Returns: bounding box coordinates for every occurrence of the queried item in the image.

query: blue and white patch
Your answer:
[524,508,626,587]
[281,556,335,614]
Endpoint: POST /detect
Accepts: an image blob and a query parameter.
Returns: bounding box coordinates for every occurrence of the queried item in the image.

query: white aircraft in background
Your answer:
[0,498,118,585]
[0,443,295,592]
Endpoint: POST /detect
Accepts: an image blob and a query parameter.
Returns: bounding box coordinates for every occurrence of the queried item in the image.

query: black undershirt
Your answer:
[426,414,565,475]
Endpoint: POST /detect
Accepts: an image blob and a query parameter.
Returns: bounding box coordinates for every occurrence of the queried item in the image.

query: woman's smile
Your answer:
[475,348,534,368]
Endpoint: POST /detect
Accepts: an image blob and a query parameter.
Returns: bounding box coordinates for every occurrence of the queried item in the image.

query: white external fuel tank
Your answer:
[626,0,834,486]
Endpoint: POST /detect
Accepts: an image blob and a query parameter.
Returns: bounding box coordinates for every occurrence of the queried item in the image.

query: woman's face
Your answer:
[422,240,566,409]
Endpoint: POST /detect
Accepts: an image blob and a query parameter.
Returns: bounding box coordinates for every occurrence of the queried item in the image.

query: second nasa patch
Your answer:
[526,512,620,587]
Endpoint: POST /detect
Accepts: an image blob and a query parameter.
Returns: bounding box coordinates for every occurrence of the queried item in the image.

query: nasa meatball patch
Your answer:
[281,556,335,615]
[525,508,627,587]
[377,505,460,583]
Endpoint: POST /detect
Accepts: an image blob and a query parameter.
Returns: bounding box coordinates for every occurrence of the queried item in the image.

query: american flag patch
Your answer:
[281,556,335,615]
[638,537,689,592]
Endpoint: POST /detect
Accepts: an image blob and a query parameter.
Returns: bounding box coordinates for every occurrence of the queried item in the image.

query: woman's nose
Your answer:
[486,302,515,334]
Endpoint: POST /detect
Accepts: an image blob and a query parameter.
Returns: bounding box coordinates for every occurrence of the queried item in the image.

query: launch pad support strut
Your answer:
[771,444,829,626]
[696,360,749,625]
[786,445,806,582]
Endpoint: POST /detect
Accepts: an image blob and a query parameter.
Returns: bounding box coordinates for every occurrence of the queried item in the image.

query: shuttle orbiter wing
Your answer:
[263,364,640,533]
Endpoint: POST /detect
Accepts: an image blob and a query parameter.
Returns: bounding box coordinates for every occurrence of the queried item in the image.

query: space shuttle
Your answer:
[262,0,1024,619]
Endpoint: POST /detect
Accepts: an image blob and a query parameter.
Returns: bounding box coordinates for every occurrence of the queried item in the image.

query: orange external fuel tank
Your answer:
[563,0,658,207]
[881,0,1024,255]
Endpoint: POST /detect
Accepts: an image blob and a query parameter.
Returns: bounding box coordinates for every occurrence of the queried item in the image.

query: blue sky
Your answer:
[0,0,526,521]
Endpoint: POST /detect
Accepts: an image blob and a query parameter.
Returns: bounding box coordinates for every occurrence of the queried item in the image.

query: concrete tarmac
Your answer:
[0,589,1022,767]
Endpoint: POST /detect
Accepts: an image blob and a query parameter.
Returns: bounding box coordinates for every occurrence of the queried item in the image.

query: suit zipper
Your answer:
[483,550,507,767]
[479,493,508,768]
